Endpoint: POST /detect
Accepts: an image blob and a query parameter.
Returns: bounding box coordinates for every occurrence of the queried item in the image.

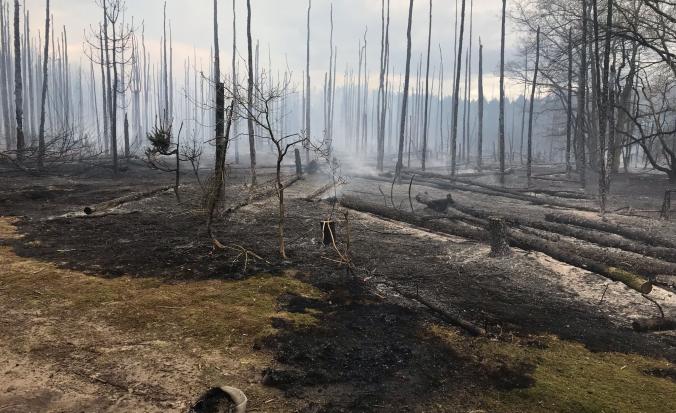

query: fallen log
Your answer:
[516,188,591,200]
[654,275,676,289]
[400,174,599,212]
[402,169,592,200]
[442,197,676,264]
[340,196,486,242]
[342,196,653,294]
[83,185,174,215]
[305,182,338,202]
[632,317,676,332]
[545,213,676,250]
[227,176,302,213]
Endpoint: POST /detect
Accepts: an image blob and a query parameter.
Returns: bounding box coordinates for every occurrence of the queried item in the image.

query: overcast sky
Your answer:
[23,0,522,99]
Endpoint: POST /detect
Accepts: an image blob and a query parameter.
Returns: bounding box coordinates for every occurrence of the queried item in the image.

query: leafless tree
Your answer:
[235,77,307,259]
[395,0,415,179]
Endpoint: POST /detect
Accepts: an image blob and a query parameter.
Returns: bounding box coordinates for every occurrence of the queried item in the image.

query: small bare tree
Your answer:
[235,76,307,259]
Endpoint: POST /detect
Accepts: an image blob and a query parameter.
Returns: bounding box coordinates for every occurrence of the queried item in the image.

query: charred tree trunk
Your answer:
[450,0,467,176]
[305,0,311,163]
[498,0,507,184]
[575,0,588,187]
[526,27,540,187]
[13,0,24,160]
[246,0,256,185]
[395,0,414,180]
[37,0,49,168]
[477,40,483,170]
[566,28,573,175]
[421,0,432,171]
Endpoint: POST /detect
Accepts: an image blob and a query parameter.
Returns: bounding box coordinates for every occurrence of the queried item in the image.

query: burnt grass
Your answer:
[2,164,675,411]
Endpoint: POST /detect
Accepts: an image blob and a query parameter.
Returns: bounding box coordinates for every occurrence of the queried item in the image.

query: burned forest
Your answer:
[1,0,676,412]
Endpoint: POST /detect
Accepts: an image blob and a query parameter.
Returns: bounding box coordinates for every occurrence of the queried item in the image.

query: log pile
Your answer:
[342,196,653,294]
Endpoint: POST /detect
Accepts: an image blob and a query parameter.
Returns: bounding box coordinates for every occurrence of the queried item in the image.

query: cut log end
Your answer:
[607,267,653,294]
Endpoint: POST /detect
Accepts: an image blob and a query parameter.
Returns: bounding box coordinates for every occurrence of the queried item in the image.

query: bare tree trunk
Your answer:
[450,0,467,176]
[566,28,573,175]
[527,27,540,187]
[213,0,225,175]
[477,40,483,170]
[305,0,311,163]
[0,5,10,149]
[162,1,169,125]
[110,10,119,176]
[395,0,415,179]
[123,112,129,158]
[246,0,256,185]
[596,0,613,216]
[575,0,588,187]
[498,0,506,184]
[37,0,49,168]
[421,0,432,171]
[13,0,24,159]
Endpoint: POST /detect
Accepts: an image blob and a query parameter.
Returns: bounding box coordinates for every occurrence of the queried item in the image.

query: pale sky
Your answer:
[22,0,522,99]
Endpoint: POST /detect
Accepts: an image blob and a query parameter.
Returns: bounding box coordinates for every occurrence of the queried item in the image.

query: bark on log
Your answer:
[545,213,676,250]
[227,175,301,214]
[342,196,653,294]
[632,317,676,333]
[340,196,486,242]
[488,217,511,257]
[83,185,174,215]
[391,173,598,212]
[402,169,591,200]
[446,198,676,264]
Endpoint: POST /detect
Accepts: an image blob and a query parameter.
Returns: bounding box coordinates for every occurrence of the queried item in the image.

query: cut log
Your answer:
[341,197,653,294]
[545,213,676,250]
[516,188,591,200]
[83,185,174,215]
[394,173,598,212]
[444,198,676,264]
[402,169,592,200]
[632,317,676,333]
[654,275,676,289]
[340,196,486,242]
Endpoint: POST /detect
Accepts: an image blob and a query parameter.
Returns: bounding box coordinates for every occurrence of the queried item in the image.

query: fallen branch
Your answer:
[388,284,485,336]
[83,185,174,215]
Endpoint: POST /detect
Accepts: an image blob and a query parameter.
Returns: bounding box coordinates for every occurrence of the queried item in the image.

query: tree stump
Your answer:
[321,220,337,246]
[661,190,674,220]
[294,148,303,178]
[488,217,511,257]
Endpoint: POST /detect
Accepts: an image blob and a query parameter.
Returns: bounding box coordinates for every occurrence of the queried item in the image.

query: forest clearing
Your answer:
[1,0,676,412]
